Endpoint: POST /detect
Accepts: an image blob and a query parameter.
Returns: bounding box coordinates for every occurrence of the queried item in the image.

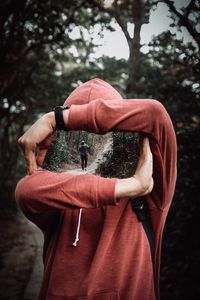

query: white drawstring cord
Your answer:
[72,208,83,247]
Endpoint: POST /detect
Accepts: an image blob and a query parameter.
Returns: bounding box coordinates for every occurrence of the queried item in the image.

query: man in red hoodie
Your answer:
[16,79,177,300]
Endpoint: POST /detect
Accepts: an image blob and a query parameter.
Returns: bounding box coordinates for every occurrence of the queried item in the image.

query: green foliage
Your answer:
[145,31,199,107]
[43,130,106,171]
[96,132,139,178]
[92,0,157,24]
[43,131,69,172]
[162,0,200,49]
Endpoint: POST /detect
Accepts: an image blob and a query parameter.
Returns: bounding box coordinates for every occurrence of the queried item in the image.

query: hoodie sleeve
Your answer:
[68,99,177,210]
[15,170,117,227]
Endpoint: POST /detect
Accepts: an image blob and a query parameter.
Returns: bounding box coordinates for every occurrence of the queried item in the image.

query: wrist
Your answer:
[115,176,142,199]
[63,109,69,129]
[132,175,146,197]
[52,106,69,131]
[45,112,56,130]
[133,175,153,197]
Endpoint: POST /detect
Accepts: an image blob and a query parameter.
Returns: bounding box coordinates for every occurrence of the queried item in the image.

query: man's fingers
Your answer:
[36,148,47,166]
[36,135,53,166]
[25,149,37,175]
[18,137,37,174]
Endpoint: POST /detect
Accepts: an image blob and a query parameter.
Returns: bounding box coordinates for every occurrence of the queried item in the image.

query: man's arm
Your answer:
[16,137,153,229]
[115,137,153,198]
[66,99,177,209]
[18,98,177,209]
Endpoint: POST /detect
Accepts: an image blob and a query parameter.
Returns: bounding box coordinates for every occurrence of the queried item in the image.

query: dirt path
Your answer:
[67,137,111,175]
[22,137,112,299]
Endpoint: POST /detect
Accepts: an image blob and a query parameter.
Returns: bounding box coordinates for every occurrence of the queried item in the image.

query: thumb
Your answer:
[139,136,147,153]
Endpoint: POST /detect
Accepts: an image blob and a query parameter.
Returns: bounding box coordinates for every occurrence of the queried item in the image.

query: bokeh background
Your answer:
[0,0,199,299]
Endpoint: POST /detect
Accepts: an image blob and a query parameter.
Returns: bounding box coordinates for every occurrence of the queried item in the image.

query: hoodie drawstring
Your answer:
[72,208,83,247]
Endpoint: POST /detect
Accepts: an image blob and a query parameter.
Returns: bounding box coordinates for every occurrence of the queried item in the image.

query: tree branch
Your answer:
[113,7,132,44]
[164,0,200,49]
[185,0,196,18]
[90,0,131,43]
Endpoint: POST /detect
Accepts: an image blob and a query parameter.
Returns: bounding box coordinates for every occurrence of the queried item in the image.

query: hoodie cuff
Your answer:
[97,177,118,206]
[68,104,88,131]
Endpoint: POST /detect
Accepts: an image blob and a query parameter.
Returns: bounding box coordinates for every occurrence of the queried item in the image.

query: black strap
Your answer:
[52,106,69,131]
[130,197,155,276]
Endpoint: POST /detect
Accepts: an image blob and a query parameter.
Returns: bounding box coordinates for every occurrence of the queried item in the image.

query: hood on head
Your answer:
[63,78,122,107]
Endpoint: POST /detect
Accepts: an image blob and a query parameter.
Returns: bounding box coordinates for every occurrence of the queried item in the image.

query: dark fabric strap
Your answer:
[52,106,69,131]
[130,197,155,281]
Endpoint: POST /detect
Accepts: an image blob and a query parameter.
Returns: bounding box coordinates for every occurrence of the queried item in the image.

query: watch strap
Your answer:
[52,106,69,131]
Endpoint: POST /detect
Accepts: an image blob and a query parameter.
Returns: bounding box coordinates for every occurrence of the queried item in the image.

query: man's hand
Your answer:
[133,137,154,195]
[115,137,153,199]
[18,112,56,175]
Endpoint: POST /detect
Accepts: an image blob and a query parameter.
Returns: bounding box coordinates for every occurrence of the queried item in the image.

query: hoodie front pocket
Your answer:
[48,291,120,300]
[92,291,120,300]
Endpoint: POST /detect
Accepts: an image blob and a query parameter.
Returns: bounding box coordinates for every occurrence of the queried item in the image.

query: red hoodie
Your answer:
[15,79,177,300]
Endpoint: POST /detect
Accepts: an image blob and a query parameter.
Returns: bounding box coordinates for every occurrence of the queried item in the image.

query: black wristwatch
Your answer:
[52,106,69,131]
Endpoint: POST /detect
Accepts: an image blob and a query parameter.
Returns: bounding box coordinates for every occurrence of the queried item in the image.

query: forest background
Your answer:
[0,0,199,299]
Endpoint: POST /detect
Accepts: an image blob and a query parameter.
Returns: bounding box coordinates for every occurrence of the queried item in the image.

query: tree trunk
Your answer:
[125,0,147,96]
[126,21,142,96]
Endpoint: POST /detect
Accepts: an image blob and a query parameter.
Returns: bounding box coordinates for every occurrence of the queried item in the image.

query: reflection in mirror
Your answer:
[43,130,140,178]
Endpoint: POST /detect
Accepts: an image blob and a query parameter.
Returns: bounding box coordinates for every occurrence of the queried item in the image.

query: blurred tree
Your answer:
[163,0,200,50]
[0,0,74,210]
[90,0,158,96]
[0,0,129,210]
